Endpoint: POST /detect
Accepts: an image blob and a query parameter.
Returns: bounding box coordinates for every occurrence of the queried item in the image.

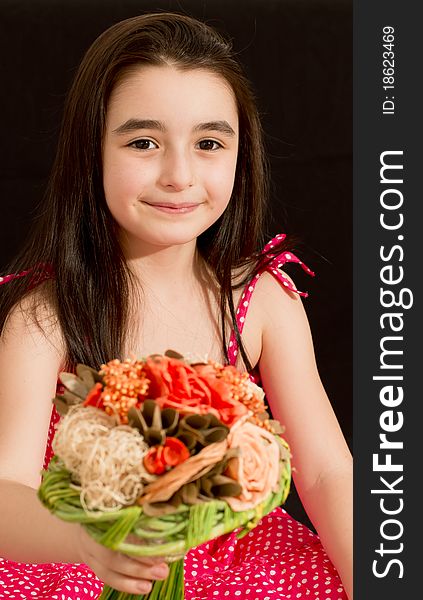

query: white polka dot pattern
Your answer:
[184,508,346,599]
[0,562,103,599]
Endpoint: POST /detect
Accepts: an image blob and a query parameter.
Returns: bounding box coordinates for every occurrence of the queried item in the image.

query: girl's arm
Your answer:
[0,296,168,594]
[249,272,353,599]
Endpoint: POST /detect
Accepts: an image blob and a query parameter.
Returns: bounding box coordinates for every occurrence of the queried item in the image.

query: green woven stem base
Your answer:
[38,453,291,599]
[98,558,184,600]
[38,457,291,560]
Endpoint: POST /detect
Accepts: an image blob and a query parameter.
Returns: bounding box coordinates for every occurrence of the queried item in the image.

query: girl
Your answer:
[0,12,352,600]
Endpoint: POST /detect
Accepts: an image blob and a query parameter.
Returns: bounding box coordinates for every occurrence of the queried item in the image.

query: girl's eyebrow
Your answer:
[193,121,236,137]
[112,119,165,135]
[112,119,236,137]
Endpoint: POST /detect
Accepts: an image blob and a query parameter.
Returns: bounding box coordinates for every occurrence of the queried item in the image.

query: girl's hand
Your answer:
[73,524,169,594]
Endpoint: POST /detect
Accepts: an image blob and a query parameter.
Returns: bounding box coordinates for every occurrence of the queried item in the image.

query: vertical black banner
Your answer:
[354,1,422,597]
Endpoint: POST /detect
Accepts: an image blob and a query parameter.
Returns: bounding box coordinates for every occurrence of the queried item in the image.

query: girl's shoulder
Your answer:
[236,268,306,334]
[0,286,65,488]
[1,282,65,367]
[230,269,307,373]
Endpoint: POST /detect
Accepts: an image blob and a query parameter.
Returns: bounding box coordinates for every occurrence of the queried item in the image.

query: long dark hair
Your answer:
[0,12,292,371]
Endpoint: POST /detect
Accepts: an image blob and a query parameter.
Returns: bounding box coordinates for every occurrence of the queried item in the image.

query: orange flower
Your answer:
[142,356,220,417]
[192,363,249,426]
[83,383,105,410]
[162,437,190,466]
[81,355,261,429]
[144,437,190,475]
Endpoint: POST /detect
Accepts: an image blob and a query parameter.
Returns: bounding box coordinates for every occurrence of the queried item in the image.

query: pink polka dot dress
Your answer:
[0,235,347,599]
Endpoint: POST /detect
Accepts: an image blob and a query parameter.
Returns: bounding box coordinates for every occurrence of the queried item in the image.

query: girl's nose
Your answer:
[157,149,194,191]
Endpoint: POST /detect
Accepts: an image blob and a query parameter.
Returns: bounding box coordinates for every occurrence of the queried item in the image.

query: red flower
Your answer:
[83,383,105,410]
[144,446,166,475]
[163,437,190,466]
[141,356,218,417]
[192,364,249,426]
[144,437,190,475]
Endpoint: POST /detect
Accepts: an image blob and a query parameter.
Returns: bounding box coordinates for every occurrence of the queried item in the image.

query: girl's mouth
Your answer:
[143,202,200,214]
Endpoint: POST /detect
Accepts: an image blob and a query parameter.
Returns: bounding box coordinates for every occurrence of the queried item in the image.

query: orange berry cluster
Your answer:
[210,362,272,431]
[99,359,150,423]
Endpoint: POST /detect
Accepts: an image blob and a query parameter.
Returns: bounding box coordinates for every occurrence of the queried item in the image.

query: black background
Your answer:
[0,0,352,530]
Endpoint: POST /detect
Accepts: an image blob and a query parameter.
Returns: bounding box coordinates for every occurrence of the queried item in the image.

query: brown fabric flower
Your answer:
[176,413,229,452]
[54,364,104,416]
[128,400,179,446]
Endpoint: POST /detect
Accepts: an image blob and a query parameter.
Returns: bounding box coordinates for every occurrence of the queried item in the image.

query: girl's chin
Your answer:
[121,230,201,254]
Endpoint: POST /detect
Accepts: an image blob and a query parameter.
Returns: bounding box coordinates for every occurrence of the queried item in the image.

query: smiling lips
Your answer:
[143,201,201,214]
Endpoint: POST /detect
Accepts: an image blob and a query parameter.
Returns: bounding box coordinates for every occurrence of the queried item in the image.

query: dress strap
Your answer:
[227,234,315,365]
[0,264,54,288]
[0,270,33,285]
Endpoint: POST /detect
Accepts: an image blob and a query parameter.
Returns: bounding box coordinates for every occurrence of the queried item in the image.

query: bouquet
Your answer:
[38,351,291,599]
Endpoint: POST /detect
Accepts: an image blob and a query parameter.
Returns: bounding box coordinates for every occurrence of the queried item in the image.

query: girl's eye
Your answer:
[197,139,222,151]
[129,139,158,150]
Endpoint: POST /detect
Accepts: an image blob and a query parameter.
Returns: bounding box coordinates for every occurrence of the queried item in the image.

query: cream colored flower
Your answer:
[223,418,280,511]
[53,405,154,511]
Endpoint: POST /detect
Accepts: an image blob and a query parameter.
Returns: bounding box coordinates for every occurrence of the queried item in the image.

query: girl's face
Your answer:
[102,65,239,255]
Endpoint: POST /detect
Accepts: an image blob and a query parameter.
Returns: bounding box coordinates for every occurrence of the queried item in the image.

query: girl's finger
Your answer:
[87,553,155,595]
[108,552,169,580]
[79,528,169,582]
[124,554,165,566]
[92,550,169,581]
